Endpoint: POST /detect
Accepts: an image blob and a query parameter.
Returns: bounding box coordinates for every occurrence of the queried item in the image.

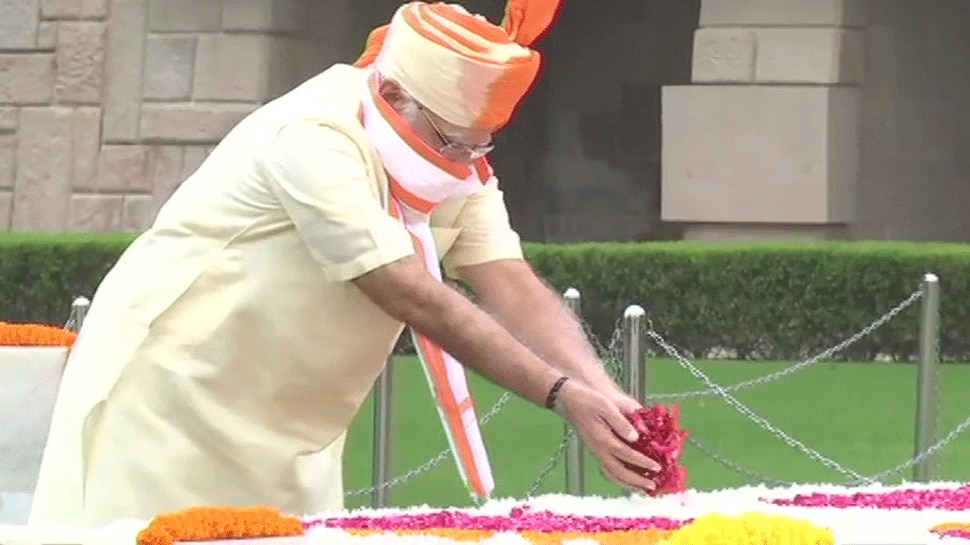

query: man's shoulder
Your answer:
[301,63,368,90]
[259,64,371,147]
[278,64,367,111]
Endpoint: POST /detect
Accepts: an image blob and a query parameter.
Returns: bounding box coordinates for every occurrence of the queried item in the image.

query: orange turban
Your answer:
[354,0,563,133]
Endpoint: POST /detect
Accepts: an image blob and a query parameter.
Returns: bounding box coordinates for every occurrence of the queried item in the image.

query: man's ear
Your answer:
[379,78,407,106]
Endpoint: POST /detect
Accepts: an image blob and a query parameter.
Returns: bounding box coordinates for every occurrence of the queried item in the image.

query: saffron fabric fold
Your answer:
[361,71,497,499]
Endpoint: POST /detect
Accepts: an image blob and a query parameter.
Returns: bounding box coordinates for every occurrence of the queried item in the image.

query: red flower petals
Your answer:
[768,484,970,511]
[310,508,689,533]
[620,404,691,497]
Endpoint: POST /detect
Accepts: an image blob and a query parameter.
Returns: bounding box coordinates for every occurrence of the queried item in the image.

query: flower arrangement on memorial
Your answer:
[0,321,77,348]
[135,504,836,545]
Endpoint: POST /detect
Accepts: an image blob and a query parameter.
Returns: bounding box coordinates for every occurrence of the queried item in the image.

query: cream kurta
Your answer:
[29,64,523,527]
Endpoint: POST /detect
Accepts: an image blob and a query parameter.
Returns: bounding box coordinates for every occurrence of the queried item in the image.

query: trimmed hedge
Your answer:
[1,233,968,362]
[525,241,970,362]
[0,233,136,325]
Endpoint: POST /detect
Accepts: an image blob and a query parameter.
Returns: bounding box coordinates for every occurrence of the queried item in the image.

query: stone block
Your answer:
[699,0,865,27]
[0,135,14,188]
[691,28,756,83]
[70,106,101,190]
[102,0,147,142]
[55,22,107,103]
[0,0,40,50]
[41,0,108,19]
[0,191,10,228]
[143,35,196,100]
[148,146,183,205]
[140,103,255,143]
[97,145,152,192]
[755,28,864,84]
[193,34,271,101]
[661,85,862,224]
[148,0,222,31]
[37,22,58,50]
[0,54,55,104]
[0,107,16,132]
[69,194,123,232]
[12,108,75,231]
[122,194,157,231]
[222,0,303,33]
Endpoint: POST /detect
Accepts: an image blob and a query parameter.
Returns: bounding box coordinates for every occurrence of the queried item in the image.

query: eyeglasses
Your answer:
[417,105,494,163]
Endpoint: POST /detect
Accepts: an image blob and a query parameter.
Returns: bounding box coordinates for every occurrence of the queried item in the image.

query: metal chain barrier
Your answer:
[345,390,516,498]
[524,429,575,497]
[646,327,873,483]
[641,287,970,487]
[683,409,970,487]
[647,290,923,400]
[849,411,970,484]
[685,435,792,486]
[347,286,962,500]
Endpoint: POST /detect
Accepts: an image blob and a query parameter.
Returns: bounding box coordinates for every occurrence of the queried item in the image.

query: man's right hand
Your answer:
[556,379,661,494]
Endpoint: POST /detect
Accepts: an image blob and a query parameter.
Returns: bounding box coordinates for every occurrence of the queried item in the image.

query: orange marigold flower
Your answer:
[0,322,78,348]
[136,506,305,545]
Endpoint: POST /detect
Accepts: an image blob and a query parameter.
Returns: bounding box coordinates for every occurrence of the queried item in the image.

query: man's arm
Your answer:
[352,255,560,406]
[457,259,630,401]
[353,254,659,491]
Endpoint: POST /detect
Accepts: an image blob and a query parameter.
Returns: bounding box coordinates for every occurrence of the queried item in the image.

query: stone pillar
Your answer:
[660,0,866,241]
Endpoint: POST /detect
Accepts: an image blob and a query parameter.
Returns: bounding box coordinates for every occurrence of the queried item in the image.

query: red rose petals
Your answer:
[768,484,970,511]
[620,405,691,497]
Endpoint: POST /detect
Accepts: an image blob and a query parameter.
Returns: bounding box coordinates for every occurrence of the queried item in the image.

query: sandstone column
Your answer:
[660,0,866,240]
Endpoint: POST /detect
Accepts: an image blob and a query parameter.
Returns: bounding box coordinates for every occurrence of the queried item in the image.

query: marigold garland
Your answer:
[665,512,835,545]
[136,506,305,545]
[0,322,78,348]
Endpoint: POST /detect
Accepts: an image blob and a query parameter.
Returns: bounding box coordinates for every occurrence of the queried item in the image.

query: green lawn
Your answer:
[341,357,970,510]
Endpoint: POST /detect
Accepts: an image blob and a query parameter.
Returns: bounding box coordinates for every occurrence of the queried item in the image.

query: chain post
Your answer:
[373,356,395,507]
[622,305,647,404]
[562,287,586,497]
[914,273,942,482]
[65,296,90,332]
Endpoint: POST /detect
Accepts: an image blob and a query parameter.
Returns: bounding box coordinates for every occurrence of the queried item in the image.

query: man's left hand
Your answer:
[602,388,645,417]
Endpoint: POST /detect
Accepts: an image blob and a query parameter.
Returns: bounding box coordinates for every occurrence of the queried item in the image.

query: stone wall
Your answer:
[0,0,340,232]
[7,0,966,241]
[0,0,702,242]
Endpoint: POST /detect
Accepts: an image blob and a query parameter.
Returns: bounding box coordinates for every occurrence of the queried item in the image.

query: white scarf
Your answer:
[361,71,496,500]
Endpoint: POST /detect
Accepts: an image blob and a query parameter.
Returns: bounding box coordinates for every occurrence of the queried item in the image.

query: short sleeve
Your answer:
[258,121,415,283]
[440,180,524,280]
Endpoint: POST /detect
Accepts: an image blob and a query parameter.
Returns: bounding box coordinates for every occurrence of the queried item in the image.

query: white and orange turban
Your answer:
[354,0,563,133]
